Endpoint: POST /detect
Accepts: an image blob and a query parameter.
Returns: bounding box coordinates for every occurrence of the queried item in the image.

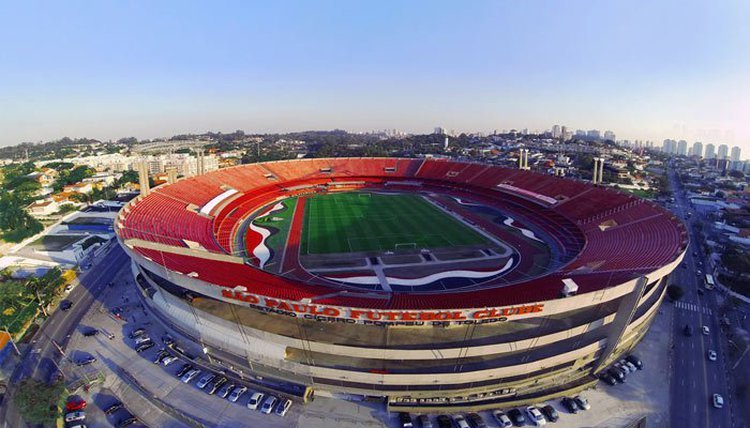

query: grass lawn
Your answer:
[300,192,489,254]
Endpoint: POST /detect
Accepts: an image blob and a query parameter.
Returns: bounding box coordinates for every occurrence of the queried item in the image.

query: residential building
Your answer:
[718,144,729,159]
[677,140,688,156]
[692,142,703,158]
[705,143,716,159]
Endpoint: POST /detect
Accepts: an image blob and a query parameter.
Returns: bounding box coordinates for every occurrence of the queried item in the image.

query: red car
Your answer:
[65,396,87,411]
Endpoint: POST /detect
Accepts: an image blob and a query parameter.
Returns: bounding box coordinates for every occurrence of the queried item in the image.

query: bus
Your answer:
[704,274,715,290]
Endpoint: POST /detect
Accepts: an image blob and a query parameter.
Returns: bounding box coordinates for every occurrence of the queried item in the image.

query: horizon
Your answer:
[1,1,749,154]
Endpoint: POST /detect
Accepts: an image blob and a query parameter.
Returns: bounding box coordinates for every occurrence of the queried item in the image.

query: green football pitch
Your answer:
[300,192,490,255]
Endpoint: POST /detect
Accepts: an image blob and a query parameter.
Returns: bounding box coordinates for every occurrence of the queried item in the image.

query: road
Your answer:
[668,164,733,428]
[0,242,130,427]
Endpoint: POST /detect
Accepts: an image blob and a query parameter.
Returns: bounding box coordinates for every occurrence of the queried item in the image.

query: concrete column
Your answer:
[524,150,530,169]
[518,150,524,169]
[592,276,649,374]
[598,158,605,184]
[137,160,150,197]
[166,167,177,185]
[592,158,599,184]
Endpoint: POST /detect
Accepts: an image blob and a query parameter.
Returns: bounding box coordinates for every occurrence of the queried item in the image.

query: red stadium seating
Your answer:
[117,157,687,309]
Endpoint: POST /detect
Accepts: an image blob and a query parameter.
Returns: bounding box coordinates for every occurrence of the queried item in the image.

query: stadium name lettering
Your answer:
[221,289,545,324]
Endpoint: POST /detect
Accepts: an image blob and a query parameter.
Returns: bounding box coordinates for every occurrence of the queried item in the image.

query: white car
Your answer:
[196,373,215,389]
[229,386,247,402]
[134,336,152,345]
[65,411,86,423]
[261,395,278,414]
[573,395,591,410]
[162,355,178,366]
[181,368,201,383]
[492,410,512,428]
[452,415,470,428]
[526,406,547,426]
[713,393,724,408]
[274,398,292,416]
[702,326,710,335]
[707,350,717,361]
[247,392,265,410]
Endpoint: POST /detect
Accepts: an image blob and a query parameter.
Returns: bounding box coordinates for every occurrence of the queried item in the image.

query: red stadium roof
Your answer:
[116,158,688,309]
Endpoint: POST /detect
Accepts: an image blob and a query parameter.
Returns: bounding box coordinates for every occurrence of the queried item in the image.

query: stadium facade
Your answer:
[116,157,687,410]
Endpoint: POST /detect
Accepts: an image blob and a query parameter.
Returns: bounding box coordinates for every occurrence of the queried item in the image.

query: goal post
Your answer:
[358,192,372,198]
[394,242,417,251]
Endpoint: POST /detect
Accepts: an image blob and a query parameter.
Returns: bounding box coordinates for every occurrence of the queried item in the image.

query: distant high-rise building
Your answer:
[603,130,616,141]
[552,125,562,139]
[575,129,587,137]
[662,139,675,154]
[433,127,445,135]
[704,143,716,159]
[718,144,729,159]
[587,129,601,139]
[677,140,688,156]
[691,142,703,158]
[730,146,741,162]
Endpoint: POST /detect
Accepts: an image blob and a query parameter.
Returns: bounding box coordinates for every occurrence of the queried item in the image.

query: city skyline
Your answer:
[1,1,749,153]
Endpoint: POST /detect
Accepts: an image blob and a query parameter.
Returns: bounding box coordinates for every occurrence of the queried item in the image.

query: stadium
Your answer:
[115,157,687,411]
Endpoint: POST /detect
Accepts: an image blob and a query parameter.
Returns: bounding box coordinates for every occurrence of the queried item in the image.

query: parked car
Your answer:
[196,373,216,389]
[466,412,487,428]
[573,395,590,411]
[436,415,453,428]
[176,363,192,378]
[561,397,578,414]
[708,350,717,361]
[712,394,724,409]
[162,355,178,366]
[540,405,559,422]
[247,391,265,410]
[135,341,154,353]
[275,398,293,416]
[218,383,236,398]
[65,411,86,423]
[507,408,526,426]
[397,412,414,428]
[66,397,87,411]
[452,415,470,428]
[417,414,433,428]
[153,350,169,364]
[181,368,201,383]
[229,386,247,402]
[104,401,124,415]
[129,328,146,338]
[134,336,152,345]
[161,334,175,345]
[207,376,227,395]
[492,410,513,428]
[702,326,710,335]
[600,373,617,385]
[61,300,73,311]
[625,354,643,369]
[117,416,138,427]
[623,361,638,373]
[82,328,98,337]
[607,367,626,383]
[526,406,547,426]
[261,395,278,414]
[76,356,96,366]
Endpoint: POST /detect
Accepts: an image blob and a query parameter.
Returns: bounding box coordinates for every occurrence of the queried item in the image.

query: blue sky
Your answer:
[1,0,748,154]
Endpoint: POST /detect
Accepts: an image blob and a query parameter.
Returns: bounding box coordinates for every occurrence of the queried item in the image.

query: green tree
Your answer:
[14,379,66,425]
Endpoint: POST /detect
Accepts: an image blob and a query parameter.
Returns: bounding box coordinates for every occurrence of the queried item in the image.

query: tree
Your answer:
[14,379,66,425]
[667,285,684,301]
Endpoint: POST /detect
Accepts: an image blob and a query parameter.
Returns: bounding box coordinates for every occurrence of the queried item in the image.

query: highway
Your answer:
[668,165,733,428]
[0,242,130,427]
